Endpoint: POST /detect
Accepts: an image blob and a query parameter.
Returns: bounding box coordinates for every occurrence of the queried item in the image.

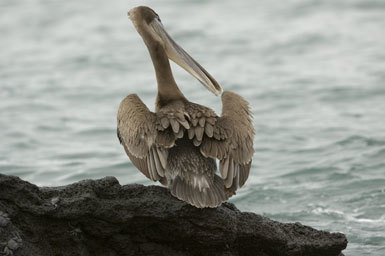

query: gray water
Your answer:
[1,0,385,254]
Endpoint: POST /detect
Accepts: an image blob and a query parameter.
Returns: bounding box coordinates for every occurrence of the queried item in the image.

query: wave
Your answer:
[336,135,385,147]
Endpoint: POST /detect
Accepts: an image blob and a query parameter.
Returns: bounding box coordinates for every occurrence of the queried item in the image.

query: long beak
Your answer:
[150,19,223,96]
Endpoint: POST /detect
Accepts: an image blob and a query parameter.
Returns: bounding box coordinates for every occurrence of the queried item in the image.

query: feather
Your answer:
[148,149,160,181]
[152,147,165,177]
[225,159,234,188]
[184,112,191,120]
[191,187,202,208]
[193,138,201,146]
[188,128,195,139]
[207,117,216,125]
[195,126,204,141]
[204,123,214,137]
[175,112,185,121]
[146,155,154,180]
[161,117,170,129]
[199,117,206,127]
[191,118,198,127]
[155,131,174,148]
[205,186,216,206]
[156,147,167,169]
[176,178,184,200]
[220,157,229,179]
[233,164,239,190]
[179,120,190,129]
[175,128,184,138]
[170,118,180,133]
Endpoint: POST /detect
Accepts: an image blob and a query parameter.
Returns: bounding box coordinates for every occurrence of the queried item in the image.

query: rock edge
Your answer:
[0,174,347,256]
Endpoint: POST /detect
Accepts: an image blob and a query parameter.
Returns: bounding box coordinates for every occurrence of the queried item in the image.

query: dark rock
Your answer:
[0,173,347,256]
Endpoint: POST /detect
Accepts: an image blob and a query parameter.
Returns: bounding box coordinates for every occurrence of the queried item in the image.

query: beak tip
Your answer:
[216,86,223,96]
[214,88,223,96]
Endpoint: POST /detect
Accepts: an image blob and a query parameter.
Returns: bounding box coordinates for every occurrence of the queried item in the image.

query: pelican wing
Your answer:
[117,94,170,184]
[199,91,254,196]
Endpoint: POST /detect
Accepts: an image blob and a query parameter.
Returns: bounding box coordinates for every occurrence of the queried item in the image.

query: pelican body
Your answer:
[117,6,254,208]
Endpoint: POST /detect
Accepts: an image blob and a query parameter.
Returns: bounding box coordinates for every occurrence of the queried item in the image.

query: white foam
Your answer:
[311,207,344,216]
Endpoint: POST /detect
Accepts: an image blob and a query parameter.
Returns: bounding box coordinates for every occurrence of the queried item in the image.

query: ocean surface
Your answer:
[1,0,385,254]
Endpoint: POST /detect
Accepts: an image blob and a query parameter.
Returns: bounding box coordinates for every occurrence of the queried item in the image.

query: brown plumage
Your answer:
[117,6,254,208]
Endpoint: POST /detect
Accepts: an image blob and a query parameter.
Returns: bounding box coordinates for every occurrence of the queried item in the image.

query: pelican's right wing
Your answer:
[117,94,171,184]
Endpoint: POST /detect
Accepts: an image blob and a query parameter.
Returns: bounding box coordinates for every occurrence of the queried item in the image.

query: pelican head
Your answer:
[128,6,223,96]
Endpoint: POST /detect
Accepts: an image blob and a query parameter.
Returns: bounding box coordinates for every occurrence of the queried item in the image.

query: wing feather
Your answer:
[156,147,168,169]
[151,147,165,177]
[170,118,180,133]
[205,123,214,137]
[198,91,254,195]
[195,126,204,141]
[117,94,170,183]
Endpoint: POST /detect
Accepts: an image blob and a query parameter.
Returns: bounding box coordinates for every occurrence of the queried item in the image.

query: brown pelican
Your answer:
[117,6,254,208]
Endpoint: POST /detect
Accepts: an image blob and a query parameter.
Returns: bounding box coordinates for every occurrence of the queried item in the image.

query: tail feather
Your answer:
[170,175,228,208]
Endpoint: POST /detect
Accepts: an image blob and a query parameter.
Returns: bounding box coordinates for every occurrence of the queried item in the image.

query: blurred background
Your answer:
[1,0,385,254]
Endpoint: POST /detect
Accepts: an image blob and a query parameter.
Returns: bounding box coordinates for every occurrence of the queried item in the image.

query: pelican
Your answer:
[117,6,254,208]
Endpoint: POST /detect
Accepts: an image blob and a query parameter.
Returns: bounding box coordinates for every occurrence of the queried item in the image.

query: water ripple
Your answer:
[1,0,385,254]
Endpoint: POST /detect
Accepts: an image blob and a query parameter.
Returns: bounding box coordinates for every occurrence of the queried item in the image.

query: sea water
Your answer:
[1,0,385,254]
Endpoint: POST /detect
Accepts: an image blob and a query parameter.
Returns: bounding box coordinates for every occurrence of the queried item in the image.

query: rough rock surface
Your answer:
[0,173,347,256]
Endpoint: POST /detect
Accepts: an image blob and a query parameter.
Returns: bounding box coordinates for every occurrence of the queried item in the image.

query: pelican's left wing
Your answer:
[199,91,255,196]
[117,94,171,184]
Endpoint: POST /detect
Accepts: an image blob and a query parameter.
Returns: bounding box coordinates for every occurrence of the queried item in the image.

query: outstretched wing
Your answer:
[117,94,192,186]
[117,94,169,184]
[198,91,254,196]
